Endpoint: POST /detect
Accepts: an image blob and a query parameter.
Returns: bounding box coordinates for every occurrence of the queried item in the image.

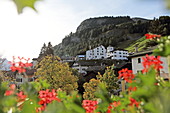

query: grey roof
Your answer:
[77,60,102,66]
[128,50,153,58]
[86,66,106,71]
[0,58,11,71]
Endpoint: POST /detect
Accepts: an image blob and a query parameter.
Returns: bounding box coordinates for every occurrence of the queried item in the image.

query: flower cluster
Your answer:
[4,84,16,96]
[142,54,163,73]
[37,89,61,112]
[107,101,121,113]
[129,98,140,108]
[9,56,32,73]
[17,91,27,102]
[82,100,98,113]
[128,86,137,92]
[118,68,135,83]
[145,33,161,40]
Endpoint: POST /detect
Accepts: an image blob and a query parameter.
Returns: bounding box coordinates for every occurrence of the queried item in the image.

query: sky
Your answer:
[0,0,169,61]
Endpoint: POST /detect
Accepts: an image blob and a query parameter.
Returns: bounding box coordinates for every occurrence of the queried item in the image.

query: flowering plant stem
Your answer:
[168,55,170,81]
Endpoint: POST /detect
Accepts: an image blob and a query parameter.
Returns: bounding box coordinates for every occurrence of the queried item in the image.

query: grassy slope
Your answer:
[125,36,155,52]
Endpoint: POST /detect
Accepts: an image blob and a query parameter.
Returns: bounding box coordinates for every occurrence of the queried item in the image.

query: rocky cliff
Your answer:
[54,16,170,57]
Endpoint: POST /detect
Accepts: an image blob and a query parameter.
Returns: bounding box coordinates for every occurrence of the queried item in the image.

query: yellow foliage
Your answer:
[83,78,100,100]
[35,55,78,94]
[83,66,119,100]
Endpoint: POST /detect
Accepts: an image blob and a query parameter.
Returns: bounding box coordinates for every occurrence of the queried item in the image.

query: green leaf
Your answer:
[12,0,40,14]
[44,101,66,113]
[21,99,37,113]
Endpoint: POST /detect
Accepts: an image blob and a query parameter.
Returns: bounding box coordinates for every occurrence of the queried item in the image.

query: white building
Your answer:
[15,69,37,86]
[72,62,88,75]
[86,45,106,60]
[129,51,169,79]
[76,55,86,60]
[110,50,129,60]
[85,45,129,60]
[106,46,114,58]
[106,46,129,60]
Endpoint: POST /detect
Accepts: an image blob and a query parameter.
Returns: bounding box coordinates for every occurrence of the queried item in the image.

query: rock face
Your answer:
[76,16,133,32]
[53,16,170,57]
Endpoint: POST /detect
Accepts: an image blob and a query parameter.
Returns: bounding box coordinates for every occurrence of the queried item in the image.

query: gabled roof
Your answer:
[25,69,36,76]
[86,66,106,71]
[128,50,153,58]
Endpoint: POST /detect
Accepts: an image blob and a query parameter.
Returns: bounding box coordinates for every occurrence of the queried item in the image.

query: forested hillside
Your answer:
[54,16,170,57]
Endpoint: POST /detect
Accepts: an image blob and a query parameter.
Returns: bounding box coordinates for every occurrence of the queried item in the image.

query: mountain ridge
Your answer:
[54,16,170,58]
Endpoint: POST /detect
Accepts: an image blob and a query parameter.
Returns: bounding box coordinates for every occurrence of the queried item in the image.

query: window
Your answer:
[16,78,22,82]
[28,78,34,82]
[138,58,141,63]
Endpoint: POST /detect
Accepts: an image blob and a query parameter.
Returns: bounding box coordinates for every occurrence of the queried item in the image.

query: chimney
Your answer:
[134,45,138,53]
[89,45,91,50]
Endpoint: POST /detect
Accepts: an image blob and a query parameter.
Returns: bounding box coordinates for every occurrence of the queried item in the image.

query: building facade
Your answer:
[106,46,114,58]
[110,50,129,60]
[86,45,106,60]
[86,45,129,60]
[130,51,169,79]
[72,62,88,75]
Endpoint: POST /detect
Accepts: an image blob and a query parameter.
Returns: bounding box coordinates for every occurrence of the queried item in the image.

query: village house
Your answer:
[106,47,129,60]
[72,62,88,75]
[15,69,37,86]
[86,45,106,60]
[75,55,86,60]
[129,51,170,79]
[0,58,11,71]
[85,45,129,60]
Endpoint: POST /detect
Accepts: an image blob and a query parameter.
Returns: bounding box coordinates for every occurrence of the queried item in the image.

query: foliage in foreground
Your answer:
[35,55,78,94]
[83,66,119,100]
[0,34,170,113]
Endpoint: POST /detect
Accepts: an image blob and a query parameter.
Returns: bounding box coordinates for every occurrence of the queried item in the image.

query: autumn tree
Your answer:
[83,78,100,100]
[97,66,119,94]
[35,55,78,94]
[83,66,119,100]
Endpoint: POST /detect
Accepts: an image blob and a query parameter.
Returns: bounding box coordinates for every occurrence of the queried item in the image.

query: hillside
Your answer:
[125,36,158,52]
[54,16,170,57]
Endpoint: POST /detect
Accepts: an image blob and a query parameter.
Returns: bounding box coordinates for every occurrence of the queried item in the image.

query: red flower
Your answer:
[118,68,135,83]
[4,84,16,96]
[37,89,60,112]
[82,100,98,113]
[145,33,161,39]
[17,91,27,101]
[129,97,140,108]
[9,56,32,73]
[107,101,121,113]
[142,54,163,73]
[10,84,16,90]
[128,86,137,92]
[5,90,14,96]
